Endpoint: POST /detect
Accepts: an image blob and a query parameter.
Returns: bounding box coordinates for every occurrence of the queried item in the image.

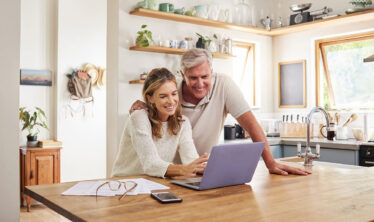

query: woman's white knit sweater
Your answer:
[111,110,199,178]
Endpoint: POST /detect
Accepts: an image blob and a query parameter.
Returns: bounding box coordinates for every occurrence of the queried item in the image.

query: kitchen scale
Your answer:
[289,3,312,25]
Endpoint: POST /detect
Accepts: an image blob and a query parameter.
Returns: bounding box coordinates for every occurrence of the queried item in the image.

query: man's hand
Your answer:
[266,161,312,176]
[129,100,147,114]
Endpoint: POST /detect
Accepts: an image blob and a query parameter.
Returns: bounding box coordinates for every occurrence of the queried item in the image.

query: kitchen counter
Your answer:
[25,159,374,221]
[224,137,374,151]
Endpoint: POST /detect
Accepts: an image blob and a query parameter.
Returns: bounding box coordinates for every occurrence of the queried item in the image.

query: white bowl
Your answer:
[352,128,374,141]
[352,128,364,141]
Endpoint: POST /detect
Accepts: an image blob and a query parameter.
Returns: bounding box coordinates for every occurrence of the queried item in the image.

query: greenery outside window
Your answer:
[232,41,256,107]
[315,31,374,110]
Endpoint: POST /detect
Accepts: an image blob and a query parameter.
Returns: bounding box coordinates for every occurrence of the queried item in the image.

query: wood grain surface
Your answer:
[25,160,374,222]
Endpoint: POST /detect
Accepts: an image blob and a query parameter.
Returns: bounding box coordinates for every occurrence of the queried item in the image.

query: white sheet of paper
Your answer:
[62,178,169,196]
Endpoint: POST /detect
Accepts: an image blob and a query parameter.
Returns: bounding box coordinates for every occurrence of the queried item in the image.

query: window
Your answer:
[232,41,256,106]
[316,32,374,109]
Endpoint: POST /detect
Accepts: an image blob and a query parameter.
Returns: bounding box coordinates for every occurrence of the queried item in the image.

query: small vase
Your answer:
[27,135,38,147]
[207,41,217,52]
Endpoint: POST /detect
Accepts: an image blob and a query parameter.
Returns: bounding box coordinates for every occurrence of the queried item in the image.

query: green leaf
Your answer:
[140,39,149,47]
[213,34,217,39]
[141,24,147,29]
[145,31,153,42]
[35,107,46,118]
[137,31,144,35]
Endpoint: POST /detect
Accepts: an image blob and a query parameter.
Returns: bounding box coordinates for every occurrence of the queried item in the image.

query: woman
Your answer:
[111,68,208,178]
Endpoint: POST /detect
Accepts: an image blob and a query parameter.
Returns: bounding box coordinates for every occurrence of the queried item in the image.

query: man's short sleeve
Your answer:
[222,75,251,118]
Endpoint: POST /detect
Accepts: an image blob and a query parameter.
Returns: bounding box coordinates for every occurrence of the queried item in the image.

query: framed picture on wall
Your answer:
[20,69,52,86]
[278,60,306,108]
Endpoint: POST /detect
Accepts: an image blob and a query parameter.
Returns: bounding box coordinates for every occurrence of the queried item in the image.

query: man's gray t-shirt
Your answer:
[178,73,251,155]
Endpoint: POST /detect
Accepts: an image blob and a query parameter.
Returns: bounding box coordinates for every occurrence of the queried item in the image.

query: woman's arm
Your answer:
[165,154,208,177]
[129,110,171,177]
[165,117,208,177]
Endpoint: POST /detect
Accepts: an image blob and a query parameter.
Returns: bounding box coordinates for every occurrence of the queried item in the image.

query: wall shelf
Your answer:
[129,79,145,84]
[130,8,374,37]
[129,46,234,59]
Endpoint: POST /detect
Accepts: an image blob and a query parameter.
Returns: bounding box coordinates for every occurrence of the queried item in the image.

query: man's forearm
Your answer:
[236,111,276,167]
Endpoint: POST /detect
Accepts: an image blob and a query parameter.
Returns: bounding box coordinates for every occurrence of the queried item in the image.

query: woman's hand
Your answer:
[129,100,148,114]
[181,153,209,177]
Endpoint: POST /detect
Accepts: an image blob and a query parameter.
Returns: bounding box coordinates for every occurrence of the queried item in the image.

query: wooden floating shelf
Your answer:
[130,8,270,36]
[270,9,374,36]
[129,46,234,59]
[130,8,374,37]
[129,79,145,84]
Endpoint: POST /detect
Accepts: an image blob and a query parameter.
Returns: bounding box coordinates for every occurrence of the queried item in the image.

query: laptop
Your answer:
[171,142,265,190]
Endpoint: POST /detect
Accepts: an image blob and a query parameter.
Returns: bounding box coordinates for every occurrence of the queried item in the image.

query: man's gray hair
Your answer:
[181,48,212,73]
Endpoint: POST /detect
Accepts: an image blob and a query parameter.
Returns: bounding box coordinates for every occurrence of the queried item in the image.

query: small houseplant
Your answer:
[196,33,218,51]
[136,24,154,47]
[350,0,372,8]
[19,107,49,147]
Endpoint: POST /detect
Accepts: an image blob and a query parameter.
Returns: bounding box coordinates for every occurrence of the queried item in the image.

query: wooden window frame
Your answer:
[315,31,374,107]
[232,41,256,106]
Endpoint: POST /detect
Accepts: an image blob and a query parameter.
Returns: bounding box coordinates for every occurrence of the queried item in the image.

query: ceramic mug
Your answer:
[194,5,208,19]
[179,40,188,49]
[159,3,174,12]
[170,40,178,48]
[160,40,170,47]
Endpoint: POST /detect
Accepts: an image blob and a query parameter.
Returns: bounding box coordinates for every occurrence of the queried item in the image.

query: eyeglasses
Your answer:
[95,180,138,201]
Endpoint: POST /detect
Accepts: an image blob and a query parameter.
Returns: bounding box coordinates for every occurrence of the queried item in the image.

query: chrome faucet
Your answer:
[297,106,330,166]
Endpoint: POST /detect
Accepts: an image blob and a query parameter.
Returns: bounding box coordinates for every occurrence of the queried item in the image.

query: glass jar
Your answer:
[233,0,251,26]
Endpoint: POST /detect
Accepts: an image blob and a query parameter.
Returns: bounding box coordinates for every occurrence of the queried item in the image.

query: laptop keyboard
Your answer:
[186,182,201,187]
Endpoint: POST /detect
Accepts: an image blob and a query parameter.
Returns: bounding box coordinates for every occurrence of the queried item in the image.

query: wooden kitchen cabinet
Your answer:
[20,147,61,211]
[283,145,359,165]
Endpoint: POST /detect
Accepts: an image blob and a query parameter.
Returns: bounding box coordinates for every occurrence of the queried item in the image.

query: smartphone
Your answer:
[151,192,182,204]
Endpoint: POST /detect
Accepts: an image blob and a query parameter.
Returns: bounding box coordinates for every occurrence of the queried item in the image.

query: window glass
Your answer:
[232,42,255,106]
[320,37,374,109]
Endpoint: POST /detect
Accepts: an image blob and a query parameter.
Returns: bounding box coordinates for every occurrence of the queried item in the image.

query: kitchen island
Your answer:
[224,137,374,166]
[25,159,374,221]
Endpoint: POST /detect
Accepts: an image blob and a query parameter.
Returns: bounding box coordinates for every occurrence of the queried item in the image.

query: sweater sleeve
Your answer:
[178,117,199,164]
[129,110,171,177]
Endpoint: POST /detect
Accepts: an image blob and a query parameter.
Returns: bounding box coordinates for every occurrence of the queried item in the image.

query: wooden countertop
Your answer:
[25,160,374,221]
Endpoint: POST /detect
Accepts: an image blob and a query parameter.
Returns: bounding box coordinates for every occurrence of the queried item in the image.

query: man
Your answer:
[131,48,310,176]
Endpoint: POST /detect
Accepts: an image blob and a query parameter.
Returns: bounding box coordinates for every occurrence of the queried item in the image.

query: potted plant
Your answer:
[136,24,154,47]
[19,107,49,147]
[196,33,218,52]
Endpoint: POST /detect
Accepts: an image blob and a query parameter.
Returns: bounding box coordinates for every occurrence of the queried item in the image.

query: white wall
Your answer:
[0,0,20,220]
[19,0,57,145]
[106,0,275,175]
[57,0,107,182]
[272,17,374,133]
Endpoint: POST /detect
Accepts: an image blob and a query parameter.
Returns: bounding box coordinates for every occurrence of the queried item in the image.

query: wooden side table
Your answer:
[20,147,61,211]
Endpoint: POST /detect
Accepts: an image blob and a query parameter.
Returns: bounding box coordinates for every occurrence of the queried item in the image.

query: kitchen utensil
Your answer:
[260,16,272,30]
[343,113,358,127]
[289,3,312,25]
[320,122,336,141]
[336,126,348,140]
[289,3,312,12]
[174,8,185,15]
[335,112,340,126]
[224,125,236,140]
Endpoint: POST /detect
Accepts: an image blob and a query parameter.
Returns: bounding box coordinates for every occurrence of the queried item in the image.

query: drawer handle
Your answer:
[30,170,34,179]
[364,161,374,165]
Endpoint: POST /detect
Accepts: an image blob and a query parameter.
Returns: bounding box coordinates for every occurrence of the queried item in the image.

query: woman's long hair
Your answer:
[142,68,184,139]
